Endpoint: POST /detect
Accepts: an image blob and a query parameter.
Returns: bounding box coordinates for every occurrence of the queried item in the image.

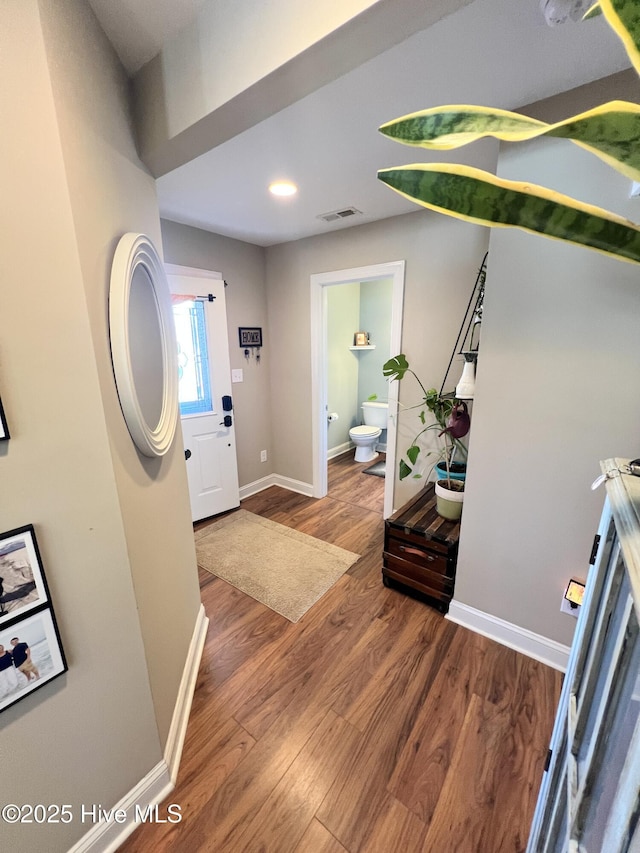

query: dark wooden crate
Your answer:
[382,483,461,613]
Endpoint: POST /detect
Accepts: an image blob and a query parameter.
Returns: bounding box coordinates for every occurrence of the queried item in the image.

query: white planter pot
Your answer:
[435,480,464,521]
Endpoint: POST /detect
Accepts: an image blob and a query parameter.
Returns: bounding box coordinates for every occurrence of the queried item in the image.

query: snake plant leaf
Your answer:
[379,106,545,150]
[599,0,640,76]
[377,163,640,264]
[379,101,640,182]
[584,3,602,18]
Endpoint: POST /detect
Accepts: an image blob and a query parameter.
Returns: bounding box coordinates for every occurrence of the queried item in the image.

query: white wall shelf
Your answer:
[349,345,376,350]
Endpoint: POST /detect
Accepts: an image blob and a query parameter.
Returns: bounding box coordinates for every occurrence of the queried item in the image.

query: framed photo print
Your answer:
[238,327,263,348]
[0,607,67,714]
[0,525,51,628]
[0,397,9,441]
[353,331,369,346]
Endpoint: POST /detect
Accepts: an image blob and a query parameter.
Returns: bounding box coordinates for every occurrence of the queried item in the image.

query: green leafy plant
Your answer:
[383,354,469,481]
[377,1,640,265]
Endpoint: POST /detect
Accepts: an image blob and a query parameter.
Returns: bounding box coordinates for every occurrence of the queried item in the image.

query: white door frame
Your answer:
[165,263,223,282]
[310,260,405,519]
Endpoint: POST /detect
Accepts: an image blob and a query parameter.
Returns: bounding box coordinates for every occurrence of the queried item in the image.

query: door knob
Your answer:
[220,415,233,427]
[185,449,192,460]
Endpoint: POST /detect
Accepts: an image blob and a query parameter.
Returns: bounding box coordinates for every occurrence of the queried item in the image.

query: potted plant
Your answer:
[376,3,640,267]
[383,354,470,520]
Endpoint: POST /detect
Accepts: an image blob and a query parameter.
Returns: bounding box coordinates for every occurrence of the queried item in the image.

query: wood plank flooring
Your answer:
[119,453,562,852]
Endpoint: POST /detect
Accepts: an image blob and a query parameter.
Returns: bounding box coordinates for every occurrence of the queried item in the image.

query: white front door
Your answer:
[167,266,240,521]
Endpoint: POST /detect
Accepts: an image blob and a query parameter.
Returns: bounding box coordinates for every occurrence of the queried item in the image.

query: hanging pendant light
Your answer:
[455,352,477,400]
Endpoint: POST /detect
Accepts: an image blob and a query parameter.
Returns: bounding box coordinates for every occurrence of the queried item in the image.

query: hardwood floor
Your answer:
[120,453,561,853]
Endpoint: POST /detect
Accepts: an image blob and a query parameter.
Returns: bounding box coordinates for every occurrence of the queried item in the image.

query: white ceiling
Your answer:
[88,0,632,247]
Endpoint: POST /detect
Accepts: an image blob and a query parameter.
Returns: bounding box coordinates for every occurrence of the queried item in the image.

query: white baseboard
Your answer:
[446,601,570,672]
[271,474,314,496]
[163,603,209,783]
[239,474,314,500]
[239,474,274,499]
[67,760,173,853]
[327,442,386,460]
[68,605,208,853]
[328,441,353,460]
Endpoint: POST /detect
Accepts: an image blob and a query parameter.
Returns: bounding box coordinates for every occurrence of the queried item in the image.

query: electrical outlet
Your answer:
[231,369,243,383]
[260,450,267,462]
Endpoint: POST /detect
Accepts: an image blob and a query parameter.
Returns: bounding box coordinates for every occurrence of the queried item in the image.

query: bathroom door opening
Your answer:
[310,261,405,519]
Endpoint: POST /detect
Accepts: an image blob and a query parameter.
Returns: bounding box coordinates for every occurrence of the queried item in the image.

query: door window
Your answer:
[172,299,213,416]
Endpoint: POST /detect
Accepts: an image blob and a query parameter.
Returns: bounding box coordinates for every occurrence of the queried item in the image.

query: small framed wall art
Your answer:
[0,607,67,714]
[0,525,53,628]
[0,524,67,714]
[238,327,263,348]
[0,398,9,441]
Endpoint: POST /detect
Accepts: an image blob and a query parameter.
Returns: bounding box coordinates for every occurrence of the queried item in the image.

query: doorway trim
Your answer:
[310,260,405,519]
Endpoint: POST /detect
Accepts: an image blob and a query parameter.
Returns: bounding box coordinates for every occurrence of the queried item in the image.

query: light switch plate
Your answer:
[560,595,580,617]
[231,369,243,383]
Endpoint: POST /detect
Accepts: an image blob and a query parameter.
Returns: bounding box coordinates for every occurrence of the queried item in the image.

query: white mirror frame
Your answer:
[109,233,179,457]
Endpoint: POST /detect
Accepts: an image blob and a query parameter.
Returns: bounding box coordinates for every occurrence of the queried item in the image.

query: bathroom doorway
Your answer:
[310,261,405,519]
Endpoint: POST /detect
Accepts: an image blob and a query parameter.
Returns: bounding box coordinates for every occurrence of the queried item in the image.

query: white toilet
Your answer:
[349,401,388,462]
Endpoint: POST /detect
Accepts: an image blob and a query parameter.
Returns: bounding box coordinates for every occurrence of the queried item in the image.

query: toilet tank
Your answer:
[361,401,388,428]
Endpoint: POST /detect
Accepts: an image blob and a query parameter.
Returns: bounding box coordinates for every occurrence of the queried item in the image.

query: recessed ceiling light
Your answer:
[269,181,298,197]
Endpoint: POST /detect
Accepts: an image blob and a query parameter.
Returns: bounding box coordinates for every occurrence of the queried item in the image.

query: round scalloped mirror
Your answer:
[109,233,178,457]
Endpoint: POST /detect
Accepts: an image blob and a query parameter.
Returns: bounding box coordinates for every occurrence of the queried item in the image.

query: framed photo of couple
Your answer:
[0,525,67,714]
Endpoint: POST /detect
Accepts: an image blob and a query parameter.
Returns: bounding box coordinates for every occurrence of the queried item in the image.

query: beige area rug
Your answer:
[195,509,360,622]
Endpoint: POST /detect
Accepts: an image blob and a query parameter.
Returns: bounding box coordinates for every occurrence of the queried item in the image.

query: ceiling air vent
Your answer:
[540,0,588,25]
[317,206,362,223]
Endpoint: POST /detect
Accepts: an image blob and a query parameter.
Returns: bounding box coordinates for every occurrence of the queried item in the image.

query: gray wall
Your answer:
[456,79,640,646]
[38,0,202,750]
[160,220,272,487]
[325,278,394,454]
[327,284,360,450]
[0,2,201,851]
[357,277,394,405]
[265,207,493,509]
